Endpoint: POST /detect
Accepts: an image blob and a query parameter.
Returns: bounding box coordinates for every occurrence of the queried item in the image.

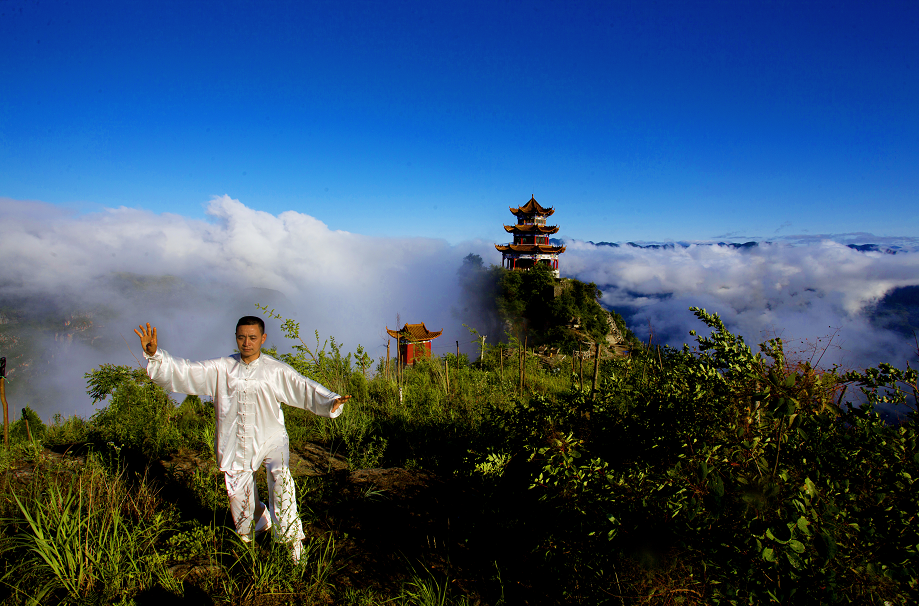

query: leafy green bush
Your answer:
[84,364,181,457]
[474,308,918,603]
[8,406,46,444]
[44,413,89,447]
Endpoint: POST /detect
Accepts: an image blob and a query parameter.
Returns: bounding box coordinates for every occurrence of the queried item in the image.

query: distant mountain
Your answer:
[549,238,912,255]
[846,244,900,254]
[869,285,919,337]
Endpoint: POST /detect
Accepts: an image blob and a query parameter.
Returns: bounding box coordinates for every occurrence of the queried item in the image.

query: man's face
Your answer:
[236,324,267,361]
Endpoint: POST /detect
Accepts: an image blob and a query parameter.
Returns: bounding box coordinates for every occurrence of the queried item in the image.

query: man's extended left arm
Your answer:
[274,364,351,418]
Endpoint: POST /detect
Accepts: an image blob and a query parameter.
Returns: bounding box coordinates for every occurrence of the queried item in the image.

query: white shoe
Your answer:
[253,505,272,536]
[289,540,303,564]
[239,504,272,543]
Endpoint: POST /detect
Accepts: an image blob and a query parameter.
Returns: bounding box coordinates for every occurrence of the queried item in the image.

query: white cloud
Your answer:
[1,195,917,417]
[562,239,919,370]
[0,196,498,417]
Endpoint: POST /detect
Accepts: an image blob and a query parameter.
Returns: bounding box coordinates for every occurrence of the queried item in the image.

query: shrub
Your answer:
[8,406,46,444]
[84,364,180,457]
[473,307,919,603]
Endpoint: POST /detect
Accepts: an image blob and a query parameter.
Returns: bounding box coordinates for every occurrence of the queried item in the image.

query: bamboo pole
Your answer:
[445,358,450,393]
[579,345,584,391]
[0,381,7,448]
[386,339,391,381]
[1,357,8,449]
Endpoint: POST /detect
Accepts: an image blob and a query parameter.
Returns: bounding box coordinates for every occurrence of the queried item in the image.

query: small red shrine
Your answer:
[495,196,566,278]
[386,323,444,366]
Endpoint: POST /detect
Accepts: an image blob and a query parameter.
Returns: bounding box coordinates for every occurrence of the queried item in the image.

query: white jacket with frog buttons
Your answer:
[144,348,343,472]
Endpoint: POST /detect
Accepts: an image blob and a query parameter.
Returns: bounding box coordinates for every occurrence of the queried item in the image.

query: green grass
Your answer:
[0,451,168,603]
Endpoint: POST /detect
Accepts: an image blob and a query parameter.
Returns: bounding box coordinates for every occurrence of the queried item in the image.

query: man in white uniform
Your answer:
[134,316,349,562]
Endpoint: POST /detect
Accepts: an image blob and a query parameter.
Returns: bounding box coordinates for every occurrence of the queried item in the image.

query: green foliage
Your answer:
[0,454,168,603]
[190,466,225,513]
[5,483,164,601]
[162,521,218,560]
[84,364,182,457]
[474,307,918,603]
[498,264,611,349]
[3,301,917,603]
[8,406,46,444]
[257,303,363,396]
[399,560,473,606]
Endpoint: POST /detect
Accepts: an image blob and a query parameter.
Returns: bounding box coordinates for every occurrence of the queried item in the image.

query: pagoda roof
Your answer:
[510,196,555,217]
[386,322,444,342]
[504,224,559,234]
[495,244,567,254]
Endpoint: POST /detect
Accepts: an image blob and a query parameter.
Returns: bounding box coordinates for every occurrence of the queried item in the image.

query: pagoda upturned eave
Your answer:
[503,224,559,234]
[509,196,554,217]
[385,322,444,342]
[495,243,567,254]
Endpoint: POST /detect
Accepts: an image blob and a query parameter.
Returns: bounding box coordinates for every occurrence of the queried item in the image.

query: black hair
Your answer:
[236,316,265,335]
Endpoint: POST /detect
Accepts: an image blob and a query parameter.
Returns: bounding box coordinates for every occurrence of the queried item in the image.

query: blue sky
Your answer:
[2,0,917,244]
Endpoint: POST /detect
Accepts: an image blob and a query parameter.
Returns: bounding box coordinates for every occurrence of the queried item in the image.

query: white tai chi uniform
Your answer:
[144,348,343,543]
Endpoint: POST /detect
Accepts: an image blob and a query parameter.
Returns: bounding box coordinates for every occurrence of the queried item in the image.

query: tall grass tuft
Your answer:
[221,532,338,602]
[1,454,167,603]
[399,561,472,606]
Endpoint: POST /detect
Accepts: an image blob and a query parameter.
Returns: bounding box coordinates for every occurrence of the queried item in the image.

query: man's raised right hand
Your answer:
[134,323,158,356]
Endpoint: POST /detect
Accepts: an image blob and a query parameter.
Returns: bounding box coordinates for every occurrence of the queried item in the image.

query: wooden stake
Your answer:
[591,341,601,397]
[579,345,584,391]
[386,339,391,381]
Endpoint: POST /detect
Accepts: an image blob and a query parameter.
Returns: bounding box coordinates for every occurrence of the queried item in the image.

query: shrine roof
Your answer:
[495,244,567,254]
[504,224,559,234]
[386,322,444,342]
[509,196,555,217]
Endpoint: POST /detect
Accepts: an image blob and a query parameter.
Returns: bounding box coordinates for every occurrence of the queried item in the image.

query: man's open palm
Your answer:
[134,323,158,356]
[332,395,351,414]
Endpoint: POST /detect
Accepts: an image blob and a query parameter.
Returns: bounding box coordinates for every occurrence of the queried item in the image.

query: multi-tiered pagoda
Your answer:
[495,196,566,278]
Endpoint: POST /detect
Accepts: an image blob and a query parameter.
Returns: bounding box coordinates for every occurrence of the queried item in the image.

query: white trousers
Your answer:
[224,435,305,544]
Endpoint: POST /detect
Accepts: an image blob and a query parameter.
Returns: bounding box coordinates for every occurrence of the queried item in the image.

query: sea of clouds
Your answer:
[563,237,919,372]
[2,195,918,418]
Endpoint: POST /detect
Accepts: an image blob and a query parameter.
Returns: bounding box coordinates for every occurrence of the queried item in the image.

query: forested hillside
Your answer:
[456,254,639,353]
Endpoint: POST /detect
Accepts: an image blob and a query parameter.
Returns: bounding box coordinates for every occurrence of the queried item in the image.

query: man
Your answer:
[134,316,350,562]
